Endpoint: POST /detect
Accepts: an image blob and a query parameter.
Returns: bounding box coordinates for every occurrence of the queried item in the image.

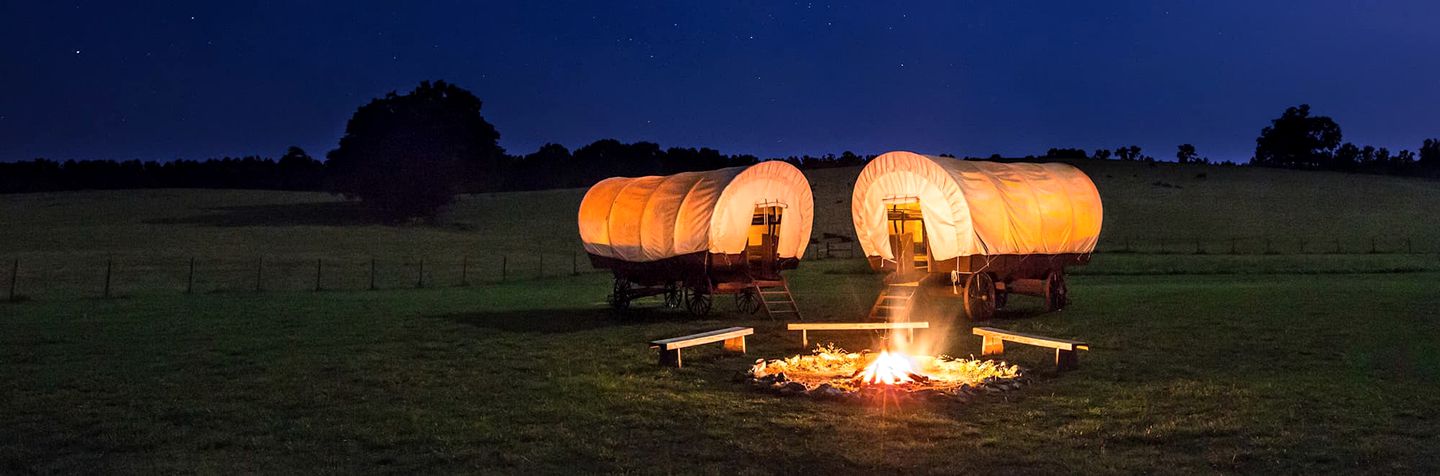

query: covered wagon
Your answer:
[851,151,1103,321]
[579,161,814,316]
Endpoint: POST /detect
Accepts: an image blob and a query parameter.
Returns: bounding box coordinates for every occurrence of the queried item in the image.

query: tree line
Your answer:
[0,148,325,194]
[2,80,1435,219]
[1249,104,1439,175]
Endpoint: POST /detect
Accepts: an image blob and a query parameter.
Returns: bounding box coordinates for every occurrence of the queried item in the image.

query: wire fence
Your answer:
[805,235,1435,259]
[0,251,607,302]
[1097,236,1432,256]
[1,236,1434,302]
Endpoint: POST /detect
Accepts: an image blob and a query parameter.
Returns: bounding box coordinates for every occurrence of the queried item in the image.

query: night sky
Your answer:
[3,1,1438,163]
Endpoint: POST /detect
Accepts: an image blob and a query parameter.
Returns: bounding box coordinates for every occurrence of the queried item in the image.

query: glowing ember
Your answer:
[747,344,1024,401]
[856,350,919,385]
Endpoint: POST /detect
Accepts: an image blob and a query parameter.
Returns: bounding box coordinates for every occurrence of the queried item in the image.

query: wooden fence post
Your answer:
[461,257,469,287]
[255,257,263,292]
[369,258,377,291]
[1335,239,1341,254]
[1195,238,1202,254]
[187,257,195,294]
[1371,237,1377,254]
[103,259,113,299]
[1230,238,1237,255]
[1159,237,1166,254]
[416,258,425,288]
[572,251,578,276]
[1407,238,1413,254]
[539,254,544,278]
[1265,238,1272,255]
[7,259,16,302]
[314,258,323,292]
[502,256,507,282]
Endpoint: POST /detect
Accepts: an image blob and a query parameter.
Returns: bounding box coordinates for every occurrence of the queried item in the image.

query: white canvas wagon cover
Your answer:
[852,151,1103,262]
[579,161,814,262]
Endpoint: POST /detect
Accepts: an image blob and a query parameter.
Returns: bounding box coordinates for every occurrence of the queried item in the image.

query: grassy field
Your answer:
[1,262,1438,473]
[2,161,1439,299]
[2,161,1439,472]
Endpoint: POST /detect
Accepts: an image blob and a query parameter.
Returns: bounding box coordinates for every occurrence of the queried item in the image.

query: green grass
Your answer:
[2,161,1439,299]
[2,263,1438,473]
[2,161,1439,472]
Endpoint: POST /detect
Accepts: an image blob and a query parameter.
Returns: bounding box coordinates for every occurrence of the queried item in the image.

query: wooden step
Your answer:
[868,283,917,321]
[754,277,802,321]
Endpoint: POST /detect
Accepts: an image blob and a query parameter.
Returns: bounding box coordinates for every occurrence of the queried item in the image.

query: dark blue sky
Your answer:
[2,1,1437,163]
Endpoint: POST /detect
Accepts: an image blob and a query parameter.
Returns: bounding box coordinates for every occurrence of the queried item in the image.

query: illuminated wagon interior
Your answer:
[851,151,1103,321]
[579,161,814,316]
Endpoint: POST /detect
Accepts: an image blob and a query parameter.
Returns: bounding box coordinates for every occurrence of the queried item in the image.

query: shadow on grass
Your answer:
[147,201,377,227]
[991,307,1050,321]
[431,306,691,334]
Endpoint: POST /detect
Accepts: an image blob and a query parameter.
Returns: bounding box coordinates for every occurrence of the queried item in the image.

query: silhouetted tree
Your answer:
[1421,138,1440,170]
[326,80,504,220]
[1091,149,1111,161]
[1176,144,1197,164]
[1358,145,1375,165]
[1394,150,1417,171]
[1045,148,1088,159]
[1115,146,1144,161]
[1334,143,1360,170]
[276,146,324,190]
[1375,147,1392,170]
[1252,104,1342,169]
[509,143,573,189]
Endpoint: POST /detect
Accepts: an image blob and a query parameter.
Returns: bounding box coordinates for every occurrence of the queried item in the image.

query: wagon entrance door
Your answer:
[746,205,784,279]
[886,200,930,275]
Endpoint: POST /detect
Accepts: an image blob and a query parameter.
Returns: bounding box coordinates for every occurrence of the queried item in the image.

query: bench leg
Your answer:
[659,349,682,368]
[723,336,746,353]
[801,330,808,348]
[1056,348,1078,371]
[981,335,1004,356]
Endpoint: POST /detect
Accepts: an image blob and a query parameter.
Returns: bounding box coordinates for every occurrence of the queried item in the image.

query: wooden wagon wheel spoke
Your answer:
[1054,272,1070,309]
[685,285,713,316]
[663,283,682,309]
[734,288,761,314]
[963,272,996,322]
[607,278,632,310]
[1044,270,1068,312]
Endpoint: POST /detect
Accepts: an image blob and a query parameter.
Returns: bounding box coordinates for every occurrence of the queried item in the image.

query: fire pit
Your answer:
[746,344,1027,402]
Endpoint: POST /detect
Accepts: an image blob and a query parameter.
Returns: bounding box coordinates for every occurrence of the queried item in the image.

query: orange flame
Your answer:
[856,350,917,385]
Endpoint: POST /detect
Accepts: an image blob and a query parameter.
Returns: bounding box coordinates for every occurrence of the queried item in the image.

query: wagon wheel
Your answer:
[685,286,713,317]
[734,288,762,315]
[1044,271,1070,312]
[963,272,996,322]
[662,283,682,309]
[607,278,632,310]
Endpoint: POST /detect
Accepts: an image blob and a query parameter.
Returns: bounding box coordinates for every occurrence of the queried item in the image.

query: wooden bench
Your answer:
[649,327,753,368]
[787,321,929,347]
[972,326,1089,371]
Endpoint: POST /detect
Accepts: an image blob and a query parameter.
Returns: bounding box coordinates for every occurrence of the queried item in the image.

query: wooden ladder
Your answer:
[869,283,918,322]
[755,279,802,320]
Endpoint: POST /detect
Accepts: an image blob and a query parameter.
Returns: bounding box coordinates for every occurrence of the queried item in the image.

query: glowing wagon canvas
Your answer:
[579,161,814,316]
[851,151,1103,322]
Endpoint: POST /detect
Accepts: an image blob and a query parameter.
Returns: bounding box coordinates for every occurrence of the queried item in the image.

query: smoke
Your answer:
[888,278,965,357]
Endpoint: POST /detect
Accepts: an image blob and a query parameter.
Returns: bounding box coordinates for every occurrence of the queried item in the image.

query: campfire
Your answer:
[747,344,1026,402]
